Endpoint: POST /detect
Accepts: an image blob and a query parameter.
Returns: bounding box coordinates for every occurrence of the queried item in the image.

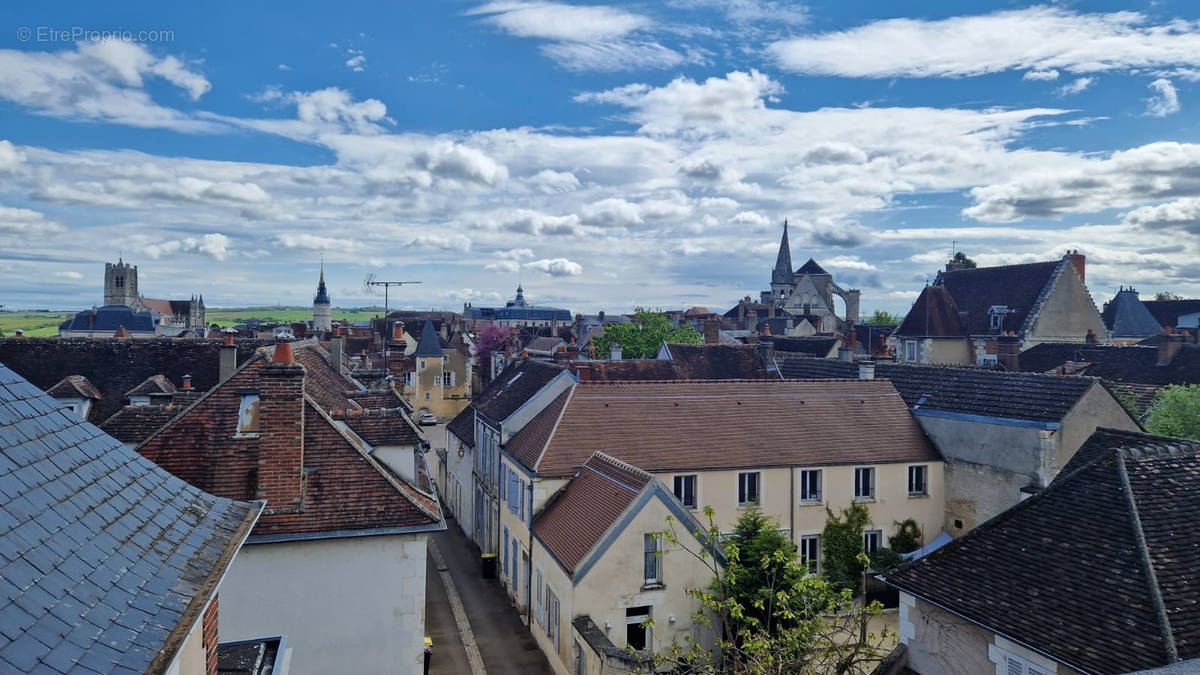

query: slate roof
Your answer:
[124,374,177,398]
[935,259,1061,335]
[662,342,771,379]
[1103,289,1164,339]
[885,427,1200,674]
[0,338,267,425]
[1143,299,1200,329]
[45,375,103,401]
[1016,342,1200,386]
[340,408,422,447]
[506,389,571,469]
[136,358,440,539]
[576,360,680,381]
[99,405,184,444]
[413,319,444,357]
[0,363,261,674]
[770,336,842,357]
[895,285,967,338]
[525,336,566,353]
[772,222,794,285]
[446,406,475,448]
[530,379,939,477]
[473,359,566,424]
[532,452,651,575]
[796,258,829,275]
[60,305,157,334]
[777,356,1099,423]
[139,298,196,318]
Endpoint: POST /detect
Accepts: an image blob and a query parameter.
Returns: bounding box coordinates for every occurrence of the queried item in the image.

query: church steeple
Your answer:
[771,219,793,285]
[313,263,330,305]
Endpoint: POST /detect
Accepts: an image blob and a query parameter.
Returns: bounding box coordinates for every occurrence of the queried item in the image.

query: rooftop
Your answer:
[0,363,261,673]
[473,359,566,424]
[894,285,967,338]
[100,404,184,444]
[886,427,1200,674]
[661,342,772,379]
[1016,341,1200,386]
[934,259,1061,335]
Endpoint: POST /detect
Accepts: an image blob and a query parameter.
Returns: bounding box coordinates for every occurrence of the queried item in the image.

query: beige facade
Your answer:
[898,337,971,365]
[411,347,471,419]
[1023,263,1107,347]
[900,593,1082,675]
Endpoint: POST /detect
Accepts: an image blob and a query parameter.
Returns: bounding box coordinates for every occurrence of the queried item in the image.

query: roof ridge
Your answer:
[1116,451,1179,664]
[585,450,652,486]
[941,259,1059,274]
[531,386,574,472]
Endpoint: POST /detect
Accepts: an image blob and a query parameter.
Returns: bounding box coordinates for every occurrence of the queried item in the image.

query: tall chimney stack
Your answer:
[330,327,345,374]
[703,318,720,344]
[996,334,1021,371]
[258,337,306,513]
[219,328,238,382]
[1157,332,1184,367]
[1064,249,1086,285]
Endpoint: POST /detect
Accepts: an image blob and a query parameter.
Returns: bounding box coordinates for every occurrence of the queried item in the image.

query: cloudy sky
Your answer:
[3,1,1200,315]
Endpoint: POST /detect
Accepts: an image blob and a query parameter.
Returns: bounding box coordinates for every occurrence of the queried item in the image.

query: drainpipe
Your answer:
[527,478,535,628]
[789,467,796,547]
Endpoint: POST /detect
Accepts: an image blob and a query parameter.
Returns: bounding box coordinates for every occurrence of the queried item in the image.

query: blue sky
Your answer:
[2,1,1200,315]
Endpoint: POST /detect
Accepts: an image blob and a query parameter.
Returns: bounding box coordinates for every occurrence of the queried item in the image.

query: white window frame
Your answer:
[800,469,822,502]
[908,465,928,496]
[625,607,651,652]
[854,467,875,500]
[737,471,761,506]
[547,588,560,650]
[996,650,1053,675]
[799,534,820,573]
[904,340,917,362]
[643,533,662,586]
[235,393,260,437]
[673,474,697,509]
[535,568,544,627]
[863,529,882,555]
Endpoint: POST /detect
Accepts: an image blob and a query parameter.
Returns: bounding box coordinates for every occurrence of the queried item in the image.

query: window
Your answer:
[114,275,124,288]
[800,469,822,502]
[989,305,1009,331]
[905,340,917,362]
[908,465,928,496]
[799,535,820,573]
[854,467,875,500]
[434,376,441,386]
[419,359,427,369]
[673,475,697,509]
[235,393,260,436]
[404,372,413,387]
[547,588,560,650]
[424,391,431,401]
[738,472,760,506]
[1001,651,1051,675]
[626,606,650,651]
[535,568,544,627]
[507,470,521,514]
[511,538,519,597]
[863,529,882,555]
[448,371,456,387]
[643,534,662,586]
[502,526,509,577]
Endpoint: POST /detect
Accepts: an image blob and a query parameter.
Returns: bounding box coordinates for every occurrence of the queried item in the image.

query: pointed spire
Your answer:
[771,219,793,285]
[314,262,330,305]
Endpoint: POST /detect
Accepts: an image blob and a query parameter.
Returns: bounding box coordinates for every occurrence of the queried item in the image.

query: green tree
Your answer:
[1109,384,1144,419]
[656,507,894,674]
[1155,291,1184,301]
[950,251,977,268]
[821,503,870,593]
[865,310,901,326]
[593,308,702,359]
[1145,384,1200,440]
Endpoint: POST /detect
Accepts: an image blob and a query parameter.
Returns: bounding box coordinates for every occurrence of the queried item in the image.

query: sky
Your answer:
[2,1,1200,315]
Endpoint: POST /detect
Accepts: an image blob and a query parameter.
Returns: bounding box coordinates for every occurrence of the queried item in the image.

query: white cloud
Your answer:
[1146,78,1181,117]
[0,205,64,237]
[540,41,685,72]
[54,271,84,280]
[1124,197,1200,233]
[1055,77,1094,96]
[345,49,367,72]
[278,63,292,71]
[484,259,520,273]
[0,140,24,172]
[144,233,231,261]
[1023,69,1059,81]
[527,169,580,193]
[580,198,643,228]
[524,257,583,276]
[731,211,770,226]
[769,8,1200,79]
[277,233,359,251]
[408,233,472,251]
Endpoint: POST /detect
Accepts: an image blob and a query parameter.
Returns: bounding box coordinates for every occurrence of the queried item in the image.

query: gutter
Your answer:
[246,520,445,544]
[911,408,1062,430]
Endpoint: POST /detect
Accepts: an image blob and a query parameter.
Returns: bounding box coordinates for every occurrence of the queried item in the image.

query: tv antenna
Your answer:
[363,274,422,362]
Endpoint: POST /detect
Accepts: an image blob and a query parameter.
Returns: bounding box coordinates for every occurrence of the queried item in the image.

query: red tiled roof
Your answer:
[100,404,184,444]
[290,341,362,412]
[533,452,651,575]
[342,408,422,446]
[124,373,178,398]
[137,358,439,536]
[532,379,940,477]
[506,388,571,468]
[665,342,771,379]
[45,374,103,400]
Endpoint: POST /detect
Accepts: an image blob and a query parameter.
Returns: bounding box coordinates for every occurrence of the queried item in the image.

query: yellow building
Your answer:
[405,318,471,419]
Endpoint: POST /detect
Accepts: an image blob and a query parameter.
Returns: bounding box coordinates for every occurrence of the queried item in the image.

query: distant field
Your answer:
[0,307,386,337]
[0,312,73,337]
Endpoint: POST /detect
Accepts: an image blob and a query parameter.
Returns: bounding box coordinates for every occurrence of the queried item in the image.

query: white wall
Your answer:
[218,534,428,675]
[164,614,207,675]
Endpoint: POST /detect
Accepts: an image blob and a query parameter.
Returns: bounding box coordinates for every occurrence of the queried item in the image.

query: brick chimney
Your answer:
[757,338,775,367]
[996,334,1021,371]
[1157,332,1184,367]
[258,338,306,512]
[330,330,345,374]
[574,363,592,382]
[703,319,720,344]
[1064,249,1085,285]
[219,328,238,382]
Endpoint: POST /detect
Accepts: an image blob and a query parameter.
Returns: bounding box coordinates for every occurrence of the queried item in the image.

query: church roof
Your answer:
[59,305,156,334]
[1102,288,1163,339]
[314,265,330,305]
[796,258,829,275]
[772,221,793,285]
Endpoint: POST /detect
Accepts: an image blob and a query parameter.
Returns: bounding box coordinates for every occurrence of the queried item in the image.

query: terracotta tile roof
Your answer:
[474,359,566,423]
[578,360,679,381]
[124,373,178,398]
[664,342,771,379]
[341,408,422,446]
[777,356,1100,423]
[894,285,967,338]
[533,452,651,575]
[0,338,268,424]
[446,406,475,448]
[770,336,842,357]
[100,404,184,444]
[935,259,1061,335]
[0,363,261,674]
[44,374,103,400]
[289,341,362,412]
[532,379,938,477]
[137,359,440,538]
[506,389,571,468]
[349,389,405,409]
[886,427,1200,674]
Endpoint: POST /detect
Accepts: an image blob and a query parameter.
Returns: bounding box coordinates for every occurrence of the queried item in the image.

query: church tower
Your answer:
[765,220,794,305]
[104,259,138,306]
[312,264,332,333]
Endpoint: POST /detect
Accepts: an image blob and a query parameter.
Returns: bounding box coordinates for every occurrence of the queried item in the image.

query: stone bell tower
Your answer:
[104,259,138,306]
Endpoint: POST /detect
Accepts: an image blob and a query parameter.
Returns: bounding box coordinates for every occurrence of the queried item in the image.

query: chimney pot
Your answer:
[273,337,295,364]
[182,375,192,389]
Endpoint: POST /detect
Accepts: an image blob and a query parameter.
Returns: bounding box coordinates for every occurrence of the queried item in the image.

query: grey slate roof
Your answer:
[473,359,566,424]
[0,363,262,674]
[885,427,1200,674]
[413,318,444,357]
[1102,289,1164,339]
[59,306,156,334]
[777,355,1099,423]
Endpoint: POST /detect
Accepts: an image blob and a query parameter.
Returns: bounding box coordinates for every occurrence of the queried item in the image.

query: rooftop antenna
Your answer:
[363,274,422,362]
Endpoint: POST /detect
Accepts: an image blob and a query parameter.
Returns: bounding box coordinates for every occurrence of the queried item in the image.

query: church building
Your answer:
[312,264,332,333]
[61,260,206,338]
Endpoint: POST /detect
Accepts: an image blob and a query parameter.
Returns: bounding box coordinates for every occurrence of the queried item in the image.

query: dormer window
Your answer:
[236,392,260,436]
[988,305,1008,330]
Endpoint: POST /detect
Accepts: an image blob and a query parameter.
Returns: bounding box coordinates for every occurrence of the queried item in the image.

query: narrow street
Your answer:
[425,522,554,675]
